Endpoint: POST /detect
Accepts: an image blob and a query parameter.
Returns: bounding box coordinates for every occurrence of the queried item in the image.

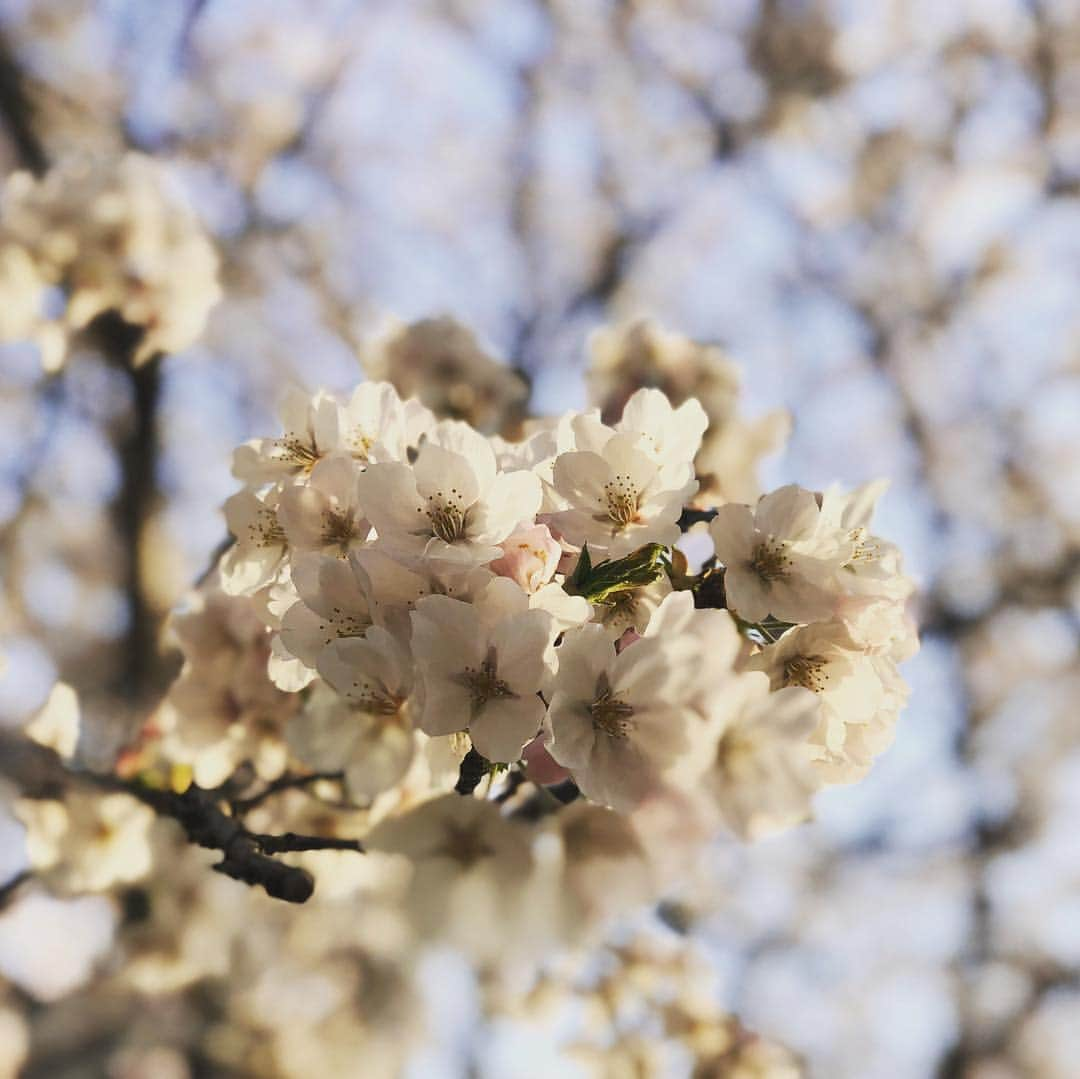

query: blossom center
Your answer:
[716,729,755,778]
[845,526,880,567]
[321,507,361,552]
[600,473,641,530]
[783,654,830,693]
[455,647,515,713]
[426,490,469,543]
[277,436,321,473]
[349,430,375,461]
[438,822,494,868]
[589,676,635,738]
[248,506,286,548]
[750,538,791,581]
[348,681,402,715]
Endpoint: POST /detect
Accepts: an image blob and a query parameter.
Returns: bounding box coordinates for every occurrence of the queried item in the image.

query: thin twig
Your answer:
[0,870,31,911]
[231,771,343,816]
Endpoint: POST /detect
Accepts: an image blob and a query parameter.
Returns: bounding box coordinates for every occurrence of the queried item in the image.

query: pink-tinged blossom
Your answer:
[490,522,562,593]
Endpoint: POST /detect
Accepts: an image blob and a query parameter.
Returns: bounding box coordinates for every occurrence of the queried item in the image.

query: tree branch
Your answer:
[230,770,343,816]
[0,31,47,175]
[0,730,363,904]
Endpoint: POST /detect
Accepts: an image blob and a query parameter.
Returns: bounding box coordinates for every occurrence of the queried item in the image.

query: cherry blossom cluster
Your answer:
[133,320,914,930]
[9,319,917,959]
[0,152,220,369]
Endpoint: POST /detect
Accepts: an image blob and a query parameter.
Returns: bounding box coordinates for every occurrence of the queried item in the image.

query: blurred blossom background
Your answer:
[1,1,1079,1076]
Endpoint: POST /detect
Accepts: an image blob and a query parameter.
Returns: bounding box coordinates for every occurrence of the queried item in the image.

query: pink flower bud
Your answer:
[490,523,562,594]
[523,736,570,785]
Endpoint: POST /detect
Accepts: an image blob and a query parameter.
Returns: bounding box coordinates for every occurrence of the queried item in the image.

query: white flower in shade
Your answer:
[701,675,822,839]
[615,387,707,483]
[220,488,288,596]
[317,625,414,714]
[543,610,702,812]
[362,315,529,435]
[232,388,344,486]
[709,484,847,624]
[161,583,297,786]
[16,790,155,894]
[276,454,372,558]
[747,620,906,782]
[23,682,80,760]
[365,793,534,955]
[276,554,377,673]
[818,479,920,658]
[529,582,592,634]
[550,431,697,559]
[409,578,555,762]
[540,801,653,937]
[357,421,541,564]
[590,574,673,641]
[285,631,415,802]
[696,410,792,505]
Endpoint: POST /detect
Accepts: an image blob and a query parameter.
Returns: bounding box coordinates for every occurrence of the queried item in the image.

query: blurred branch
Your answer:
[89,313,168,705]
[0,871,32,911]
[0,30,47,174]
[230,770,343,816]
[0,729,363,904]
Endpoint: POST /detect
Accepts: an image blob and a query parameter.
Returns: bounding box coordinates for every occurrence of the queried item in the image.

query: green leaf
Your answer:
[731,612,797,646]
[566,543,593,593]
[565,543,669,604]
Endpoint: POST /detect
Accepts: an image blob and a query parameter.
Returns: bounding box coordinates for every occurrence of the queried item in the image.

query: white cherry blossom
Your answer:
[220,488,288,596]
[409,578,555,762]
[550,431,696,559]
[340,380,432,463]
[286,631,416,801]
[747,620,907,782]
[615,387,707,484]
[232,388,344,486]
[357,421,541,565]
[543,618,699,811]
[277,454,372,558]
[701,676,822,839]
[709,484,847,624]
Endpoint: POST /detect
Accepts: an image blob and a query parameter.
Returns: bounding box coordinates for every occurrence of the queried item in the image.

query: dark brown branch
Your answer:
[0,730,363,904]
[86,314,166,704]
[455,748,489,795]
[230,770,343,816]
[678,506,719,530]
[252,832,363,855]
[0,870,31,911]
[0,31,47,175]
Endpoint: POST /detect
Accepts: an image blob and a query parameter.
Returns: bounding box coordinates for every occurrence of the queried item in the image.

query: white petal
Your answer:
[471,470,542,545]
[470,694,545,762]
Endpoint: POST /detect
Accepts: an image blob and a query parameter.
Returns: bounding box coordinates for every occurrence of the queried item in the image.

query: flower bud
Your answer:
[490,524,562,594]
